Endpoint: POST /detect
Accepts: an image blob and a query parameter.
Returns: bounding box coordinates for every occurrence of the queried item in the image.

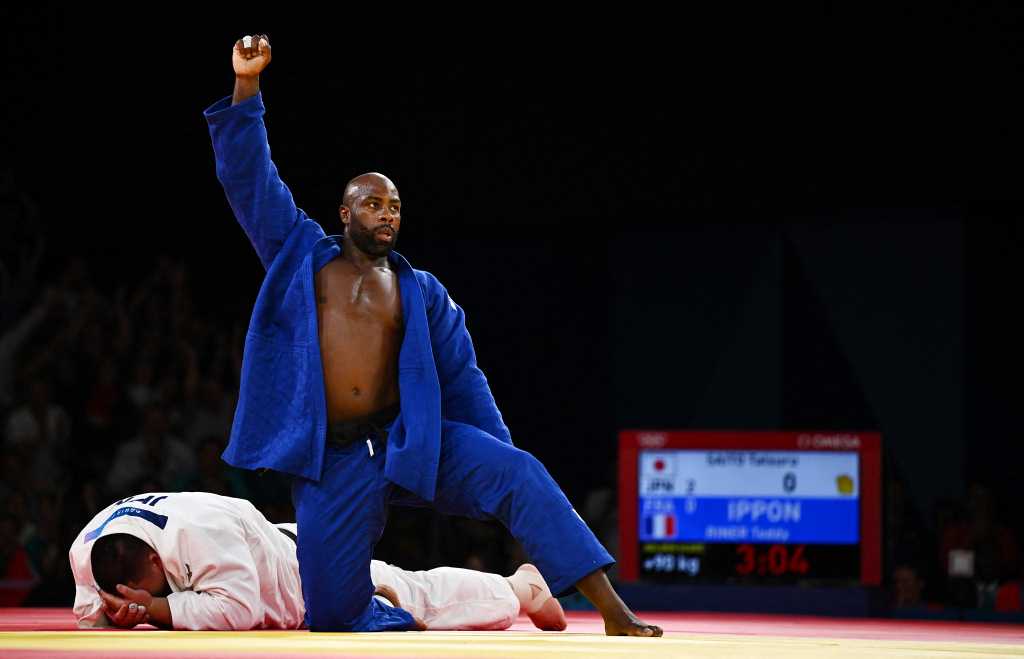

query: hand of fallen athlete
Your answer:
[233,34,271,78]
[374,584,427,631]
[99,587,151,628]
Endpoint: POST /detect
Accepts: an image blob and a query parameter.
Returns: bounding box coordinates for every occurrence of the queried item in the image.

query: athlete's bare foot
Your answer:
[603,610,663,637]
[506,564,567,631]
[574,568,663,637]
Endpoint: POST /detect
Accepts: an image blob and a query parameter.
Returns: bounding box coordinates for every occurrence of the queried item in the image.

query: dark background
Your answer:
[2,6,1022,611]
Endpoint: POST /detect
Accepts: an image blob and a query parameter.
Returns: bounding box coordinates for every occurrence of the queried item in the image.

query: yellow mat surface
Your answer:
[3,629,1023,658]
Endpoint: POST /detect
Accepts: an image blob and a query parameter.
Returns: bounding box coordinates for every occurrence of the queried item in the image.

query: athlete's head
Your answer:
[339,172,401,257]
[91,533,169,596]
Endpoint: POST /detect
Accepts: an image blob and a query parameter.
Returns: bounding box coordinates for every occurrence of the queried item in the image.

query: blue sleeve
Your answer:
[204,93,307,270]
[422,273,513,445]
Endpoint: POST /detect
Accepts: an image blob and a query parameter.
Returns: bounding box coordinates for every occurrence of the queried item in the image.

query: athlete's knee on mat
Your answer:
[307,616,360,632]
[305,596,370,632]
[307,615,361,632]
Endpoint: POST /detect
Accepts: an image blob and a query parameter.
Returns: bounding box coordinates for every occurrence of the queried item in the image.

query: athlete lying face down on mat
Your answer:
[69,492,566,631]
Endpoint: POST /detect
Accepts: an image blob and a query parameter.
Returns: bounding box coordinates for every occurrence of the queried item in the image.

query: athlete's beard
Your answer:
[348,222,398,258]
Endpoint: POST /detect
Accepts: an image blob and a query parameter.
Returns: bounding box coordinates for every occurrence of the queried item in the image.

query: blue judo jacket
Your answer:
[204,93,511,502]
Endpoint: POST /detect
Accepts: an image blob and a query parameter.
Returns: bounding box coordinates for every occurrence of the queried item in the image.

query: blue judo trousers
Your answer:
[205,93,613,632]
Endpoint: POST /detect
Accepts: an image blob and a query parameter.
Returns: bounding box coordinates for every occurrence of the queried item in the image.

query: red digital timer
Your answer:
[734,544,809,577]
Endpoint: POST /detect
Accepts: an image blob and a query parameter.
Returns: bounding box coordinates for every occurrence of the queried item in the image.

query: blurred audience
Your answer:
[891,563,925,609]
[106,406,195,498]
[938,483,1020,609]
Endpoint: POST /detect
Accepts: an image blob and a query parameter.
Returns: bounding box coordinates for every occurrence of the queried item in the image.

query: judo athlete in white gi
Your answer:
[69,492,566,631]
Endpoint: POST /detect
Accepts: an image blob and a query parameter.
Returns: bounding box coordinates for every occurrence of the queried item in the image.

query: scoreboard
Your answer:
[618,431,881,586]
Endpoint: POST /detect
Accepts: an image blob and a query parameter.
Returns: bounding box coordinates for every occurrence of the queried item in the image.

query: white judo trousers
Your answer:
[69,492,519,631]
[369,561,518,631]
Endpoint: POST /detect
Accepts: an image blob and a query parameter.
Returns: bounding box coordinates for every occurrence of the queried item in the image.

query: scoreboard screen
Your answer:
[619,431,881,586]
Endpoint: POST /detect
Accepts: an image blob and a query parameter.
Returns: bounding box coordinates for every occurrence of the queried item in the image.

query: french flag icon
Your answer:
[645,513,677,539]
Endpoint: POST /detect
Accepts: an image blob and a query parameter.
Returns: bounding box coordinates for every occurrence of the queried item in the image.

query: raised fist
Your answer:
[233,34,271,78]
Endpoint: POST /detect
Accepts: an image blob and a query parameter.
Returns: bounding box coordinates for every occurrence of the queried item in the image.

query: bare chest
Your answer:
[314,259,403,329]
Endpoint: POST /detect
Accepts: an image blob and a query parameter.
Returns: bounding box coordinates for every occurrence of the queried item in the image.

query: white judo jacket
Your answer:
[69,492,305,630]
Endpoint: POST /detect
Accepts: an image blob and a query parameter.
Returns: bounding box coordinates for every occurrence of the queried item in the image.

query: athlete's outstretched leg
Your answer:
[427,421,661,637]
[370,560,519,630]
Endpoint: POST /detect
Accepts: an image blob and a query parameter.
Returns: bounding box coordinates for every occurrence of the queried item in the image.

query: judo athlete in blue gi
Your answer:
[204,34,662,637]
